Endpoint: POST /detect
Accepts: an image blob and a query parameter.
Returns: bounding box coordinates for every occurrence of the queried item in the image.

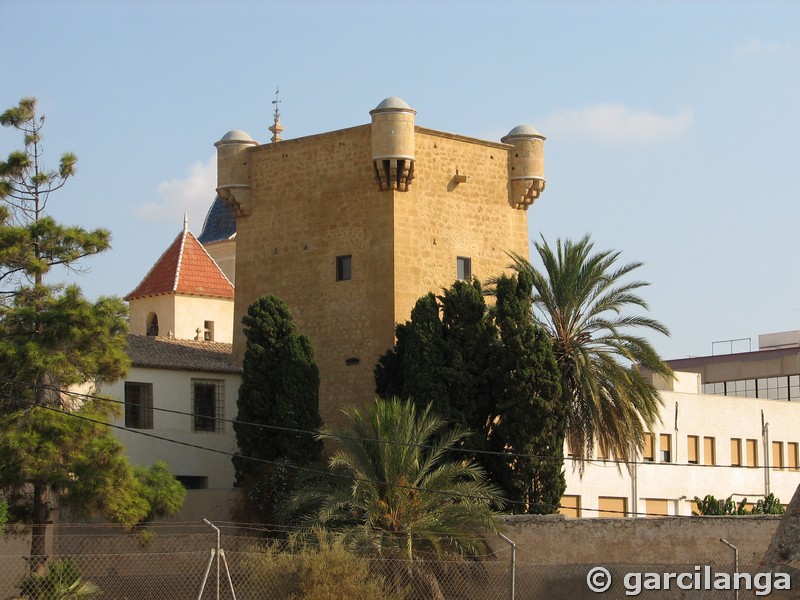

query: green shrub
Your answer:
[18,559,99,599]
[693,493,785,515]
[244,530,406,600]
[0,498,8,533]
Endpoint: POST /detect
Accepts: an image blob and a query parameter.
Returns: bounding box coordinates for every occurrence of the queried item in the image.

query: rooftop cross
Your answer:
[269,86,284,143]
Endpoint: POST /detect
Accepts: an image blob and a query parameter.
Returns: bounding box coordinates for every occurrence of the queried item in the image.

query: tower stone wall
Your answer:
[219,100,539,424]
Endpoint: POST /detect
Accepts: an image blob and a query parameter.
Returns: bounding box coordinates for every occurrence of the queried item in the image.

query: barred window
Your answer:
[125,382,153,429]
[192,379,224,433]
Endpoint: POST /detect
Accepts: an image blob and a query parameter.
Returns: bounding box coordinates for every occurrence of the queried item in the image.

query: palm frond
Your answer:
[506,235,671,472]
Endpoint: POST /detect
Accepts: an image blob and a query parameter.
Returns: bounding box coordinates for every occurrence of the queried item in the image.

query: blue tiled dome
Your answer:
[198,196,237,244]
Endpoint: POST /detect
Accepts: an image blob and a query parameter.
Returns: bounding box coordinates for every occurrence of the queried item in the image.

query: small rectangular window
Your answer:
[192,379,224,433]
[175,475,208,490]
[596,444,608,460]
[772,441,784,469]
[645,498,669,518]
[659,434,671,463]
[204,320,214,342]
[788,442,798,470]
[456,256,472,281]
[703,436,716,466]
[598,496,627,518]
[642,433,654,462]
[124,382,153,429]
[687,435,699,464]
[559,495,581,518]
[336,255,352,281]
[730,439,742,466]
[746,439,758,467]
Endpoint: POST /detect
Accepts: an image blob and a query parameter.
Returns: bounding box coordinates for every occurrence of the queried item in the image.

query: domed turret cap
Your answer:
[215,129,258,146]
[370,96,416,115]
[501,124,545,143]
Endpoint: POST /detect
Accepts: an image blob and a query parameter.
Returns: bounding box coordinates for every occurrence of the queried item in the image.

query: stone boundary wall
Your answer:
[490,514,781,566]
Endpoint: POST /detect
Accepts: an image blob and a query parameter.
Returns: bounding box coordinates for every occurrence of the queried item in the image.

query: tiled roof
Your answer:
[125,227,235,300]
[126,334,240,374]
[198,196,237,244]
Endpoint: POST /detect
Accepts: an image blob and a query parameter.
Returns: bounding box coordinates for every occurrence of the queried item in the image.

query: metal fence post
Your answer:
[498,533,516,600]
[203,519,221,600]
[719,538,738,600]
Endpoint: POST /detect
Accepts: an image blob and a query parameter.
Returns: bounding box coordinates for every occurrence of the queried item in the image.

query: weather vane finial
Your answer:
[272,86,281,120]
[269,86,284,143]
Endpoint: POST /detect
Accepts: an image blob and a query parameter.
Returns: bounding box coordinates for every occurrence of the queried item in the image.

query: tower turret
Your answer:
[502,124,546,210]
[370,96,416,191]
[215,129,258,217]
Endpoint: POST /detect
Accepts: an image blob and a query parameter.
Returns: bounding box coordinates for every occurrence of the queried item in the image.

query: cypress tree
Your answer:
[376,293,449,416]
[491,272,566,513]
[232,295,322,517]
[375,274,566,514]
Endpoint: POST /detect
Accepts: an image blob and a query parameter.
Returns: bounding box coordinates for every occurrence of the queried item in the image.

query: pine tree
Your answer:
[0,98,183,569]
[232,295,323,519]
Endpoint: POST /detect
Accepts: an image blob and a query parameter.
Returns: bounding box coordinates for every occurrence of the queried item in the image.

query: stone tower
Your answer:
[216,98,546,424]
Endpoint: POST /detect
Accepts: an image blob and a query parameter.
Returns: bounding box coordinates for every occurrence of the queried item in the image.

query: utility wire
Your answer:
[3,393,701,518]
[0,376,776,471]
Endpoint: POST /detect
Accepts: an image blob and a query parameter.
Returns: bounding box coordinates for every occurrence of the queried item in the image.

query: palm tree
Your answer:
[507,234,673,470]
[283,397,504,560]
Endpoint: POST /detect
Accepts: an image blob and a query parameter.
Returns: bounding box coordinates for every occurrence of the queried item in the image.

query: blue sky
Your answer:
[2,1,798,360]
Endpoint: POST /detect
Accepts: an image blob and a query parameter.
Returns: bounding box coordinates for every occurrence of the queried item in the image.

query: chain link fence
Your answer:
[1,524,795,599]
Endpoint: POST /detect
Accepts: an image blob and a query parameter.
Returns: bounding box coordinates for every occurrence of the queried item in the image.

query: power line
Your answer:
[2,395,711,518]
[0,376,777,471]
[8,397,558,512]
[2,379,771,518]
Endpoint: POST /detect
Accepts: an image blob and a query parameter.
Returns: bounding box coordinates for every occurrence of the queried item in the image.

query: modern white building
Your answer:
[561,337,800,518]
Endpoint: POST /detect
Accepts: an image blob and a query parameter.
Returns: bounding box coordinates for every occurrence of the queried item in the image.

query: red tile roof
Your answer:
[125,228,234,301]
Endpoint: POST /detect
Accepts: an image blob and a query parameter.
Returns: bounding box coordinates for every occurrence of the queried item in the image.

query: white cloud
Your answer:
[539,104,694,144]
[736,37,794,56]
[135,155,217,231]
